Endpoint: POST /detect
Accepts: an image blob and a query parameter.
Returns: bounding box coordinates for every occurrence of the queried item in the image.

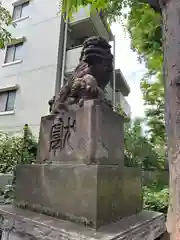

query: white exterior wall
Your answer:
[0,0,62,136]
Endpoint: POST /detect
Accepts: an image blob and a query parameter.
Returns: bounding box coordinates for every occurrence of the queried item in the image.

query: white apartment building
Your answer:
[0,0,131,136]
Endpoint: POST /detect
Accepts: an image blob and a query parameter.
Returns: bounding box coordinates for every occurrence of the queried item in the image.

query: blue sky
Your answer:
[111,22,146,119]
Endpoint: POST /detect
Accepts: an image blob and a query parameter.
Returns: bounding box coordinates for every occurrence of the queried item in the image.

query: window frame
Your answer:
[12,0,30,21]
[4,41,24,64]
[12,5,23,20]
[5,90,16,112]
[0,90,16,113]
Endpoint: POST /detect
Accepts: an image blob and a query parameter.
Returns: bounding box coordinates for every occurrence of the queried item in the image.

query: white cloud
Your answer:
[111,22,146,119]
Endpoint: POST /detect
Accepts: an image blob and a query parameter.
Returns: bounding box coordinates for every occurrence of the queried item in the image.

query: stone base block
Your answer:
[0,205,166,240]
[36,100,125,166]
[15,164,142,229]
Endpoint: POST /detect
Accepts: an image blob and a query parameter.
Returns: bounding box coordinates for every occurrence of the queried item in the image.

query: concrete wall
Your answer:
[0,173,13,204]
[142,170,169,186]
[0,0,62,136]
[0,174,13,190]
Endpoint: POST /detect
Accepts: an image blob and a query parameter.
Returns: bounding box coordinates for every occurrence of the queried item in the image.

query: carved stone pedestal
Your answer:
[36,100,124,166]
[15,164,142,229]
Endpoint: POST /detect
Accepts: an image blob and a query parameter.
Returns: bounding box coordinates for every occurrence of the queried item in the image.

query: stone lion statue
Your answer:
[48,36,113,113]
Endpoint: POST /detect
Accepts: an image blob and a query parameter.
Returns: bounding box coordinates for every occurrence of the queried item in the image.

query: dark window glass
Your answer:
[5,43,23,63]
[6,91,16,111]
[0,90,16,112]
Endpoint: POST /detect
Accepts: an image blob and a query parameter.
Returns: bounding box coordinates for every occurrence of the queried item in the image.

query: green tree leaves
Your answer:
[0,2,11,48]
[0,127,37,173]
[124,118,165,169]
[124,1,164,145]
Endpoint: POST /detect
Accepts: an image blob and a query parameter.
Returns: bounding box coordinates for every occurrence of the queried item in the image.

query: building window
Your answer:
[4,42,23,64]
[12,1,29,21]
[0,90,16,112]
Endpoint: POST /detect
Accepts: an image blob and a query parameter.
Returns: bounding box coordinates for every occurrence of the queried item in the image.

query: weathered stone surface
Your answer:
[15,164,142,229]
[0,206,166,240]
[36,100,124,166]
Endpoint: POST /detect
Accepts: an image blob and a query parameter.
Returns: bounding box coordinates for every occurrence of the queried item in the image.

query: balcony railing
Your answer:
[105,84,131,118]
[117,92,131,118]
[69,5,113,41]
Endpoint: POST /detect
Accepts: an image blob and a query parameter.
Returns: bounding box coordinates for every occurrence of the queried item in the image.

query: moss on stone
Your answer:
[15,201,94,228]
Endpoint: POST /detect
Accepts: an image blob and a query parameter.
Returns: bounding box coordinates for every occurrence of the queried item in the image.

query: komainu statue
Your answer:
[48,36,113,113]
